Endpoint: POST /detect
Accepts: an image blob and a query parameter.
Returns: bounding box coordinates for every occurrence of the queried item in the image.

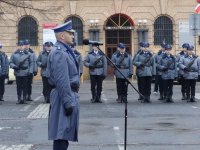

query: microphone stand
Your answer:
[95,45,144,150]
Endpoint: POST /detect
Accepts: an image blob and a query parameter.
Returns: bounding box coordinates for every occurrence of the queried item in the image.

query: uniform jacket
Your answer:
[10,49,33,76]
[37,50,50,77]
[111,51,133,79]
[0,51,9,76]
[133,50,155,77]
[28,48,38,73]
[157,53,177,80]
[46,41,80,142]
[74,50,83,74]
[154,50,165,75]
[179,54,200,79]
[176,51,186,76]
[84,50,107,76]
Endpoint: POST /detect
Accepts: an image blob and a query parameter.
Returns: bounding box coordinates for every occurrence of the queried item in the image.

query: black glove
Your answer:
[184,67,190,72]
[33,72,37,76]
[5,74,9,78]
[65,107,73,116]
[13,66,19,70]
[128,74,133,78]
[102,75,106,80]
[80,73,82,77]
[40,64,46,68]
[162,67,168,71]
[27,72,33,76]
[89,65,95,69]
[140,64,144,68]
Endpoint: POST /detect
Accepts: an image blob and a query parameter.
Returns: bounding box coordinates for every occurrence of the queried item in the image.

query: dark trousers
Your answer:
[27,75,33,96]
[16,76,28,98]
[185,79,196,97]
[53,140,69,150]
[0,75,5,97]
[42,76,51,98]
[115,77,119,96]
[154,75,159,92]
[157,75,164,95]
[116,78,128,97]
[90,75,103,96]
[137,76,142,96]
[179,75,186,94]
[140,76,152,97]
[163,79,174,98]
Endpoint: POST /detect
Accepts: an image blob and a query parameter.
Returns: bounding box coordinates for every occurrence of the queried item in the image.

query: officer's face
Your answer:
[63,31,74,45]
[45,46,52,52]
[187,50,194,55]
[119,48,125,53]
[166,50,172,55]
[24,44,30,49]
[93,46,98,51]
[19,45,25,50]
[143,47,149,51]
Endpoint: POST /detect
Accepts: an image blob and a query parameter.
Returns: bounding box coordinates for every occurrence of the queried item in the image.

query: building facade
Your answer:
[0,0,199,77]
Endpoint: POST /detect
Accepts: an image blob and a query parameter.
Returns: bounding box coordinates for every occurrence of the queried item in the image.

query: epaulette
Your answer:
[88,50,93,54]
[24,50,28,54]
[74,50,80,55]
[139,51,144,55]
[55,45,61,50]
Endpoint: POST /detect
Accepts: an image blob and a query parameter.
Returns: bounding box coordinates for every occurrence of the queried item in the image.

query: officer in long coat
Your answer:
[24,39,38,101]
[84,44,107,103]
[37,41,53,103]
[157,44,177,103]
[179,45,200,102]
[0,44,9,102]
[154,43,166,100]
[111,43,133,103]
[10,40,33,104]
[71,42,83,77]
[46,21,80,150]
[176,43,189,100]
[133,42,145,101]
[133,42,155,103]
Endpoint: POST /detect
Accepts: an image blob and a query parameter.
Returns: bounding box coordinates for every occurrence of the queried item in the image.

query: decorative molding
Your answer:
[113,0,122,13]
[70,1,77,15]
[160,0,168,14]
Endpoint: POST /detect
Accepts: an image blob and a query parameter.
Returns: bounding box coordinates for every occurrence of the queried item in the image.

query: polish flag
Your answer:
[195,3,200,13]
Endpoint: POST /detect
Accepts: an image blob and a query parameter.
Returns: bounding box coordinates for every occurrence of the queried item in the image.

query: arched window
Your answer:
[65,16,83,45]
[154,16,173,45]
[18,16,38,46]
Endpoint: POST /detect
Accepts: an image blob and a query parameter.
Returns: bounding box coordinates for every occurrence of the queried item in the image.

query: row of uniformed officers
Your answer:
[84,42,200,103]
[0,40,200,104]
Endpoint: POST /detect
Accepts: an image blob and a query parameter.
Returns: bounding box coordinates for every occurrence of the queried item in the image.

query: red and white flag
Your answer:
[195,3,200,13]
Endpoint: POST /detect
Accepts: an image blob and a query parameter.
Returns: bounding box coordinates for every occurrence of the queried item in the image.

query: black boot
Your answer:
[146,96,151,103]
[0,95,4,101]
[186,95,190,102]
[16,96,22,104]
[46,96,50,103]
[190,96,196,102]
[138,95,142,101]
[91,92,96,103]
[117,95,121,103]
[96,95,102,103]
[158,94,164,101]
[27,95,33,101]
[181,93,186,100]
[122,96,128,103]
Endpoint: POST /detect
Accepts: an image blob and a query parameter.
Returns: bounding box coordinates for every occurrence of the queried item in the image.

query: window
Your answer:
[18,16,38,46]
[154,16,173,45]
[65,16,83,45]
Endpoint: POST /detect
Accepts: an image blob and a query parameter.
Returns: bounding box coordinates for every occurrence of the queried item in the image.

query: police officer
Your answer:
[0,44,9,102]
[10,40,33,104]
[84,44,107,103]
[157,44,177,103]
[179,45,200,102]
[71,42,83,77]
[47,21,80,150]
[133,42,155,103]
[111,47,120,101]
[111,43,133,103]
[37,41,53,103]
[133,42,145,101]
[24,39,38,101]
[154,43,166,99]
[176,43,189,100]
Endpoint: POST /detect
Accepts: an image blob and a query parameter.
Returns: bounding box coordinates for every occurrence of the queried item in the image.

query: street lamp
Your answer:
[90,19,99,28]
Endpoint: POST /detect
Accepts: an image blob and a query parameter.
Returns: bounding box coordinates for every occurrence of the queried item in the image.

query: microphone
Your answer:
[83,39,103,46]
